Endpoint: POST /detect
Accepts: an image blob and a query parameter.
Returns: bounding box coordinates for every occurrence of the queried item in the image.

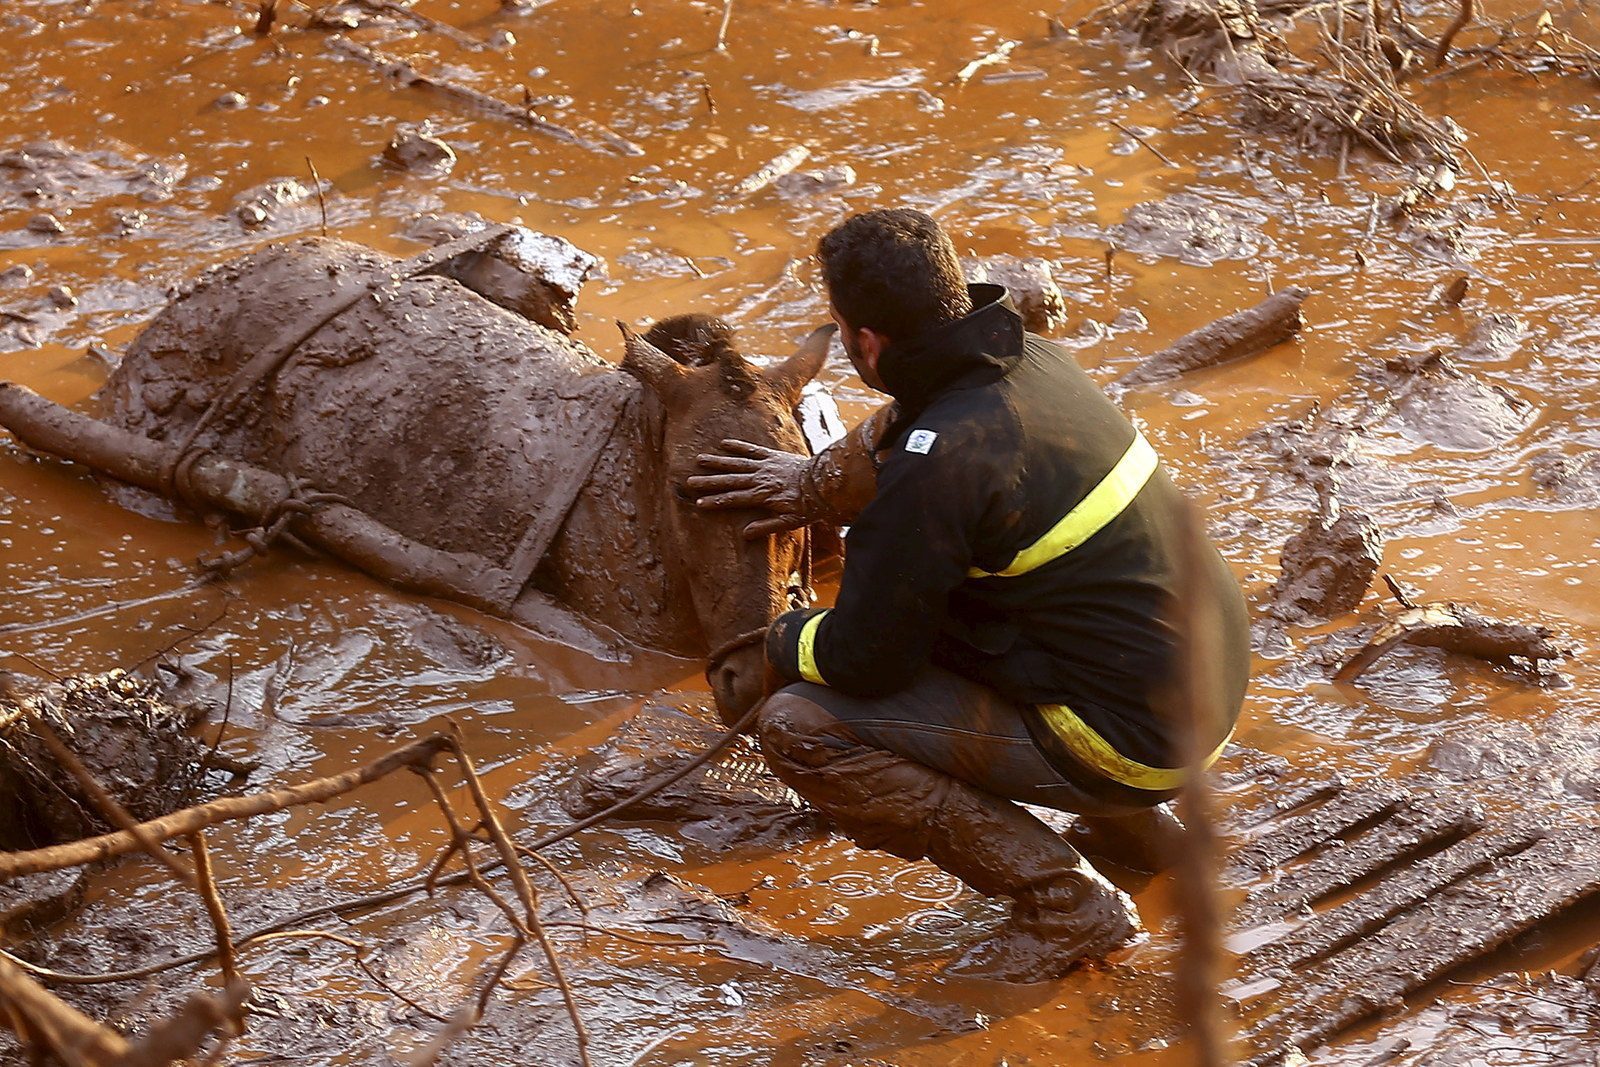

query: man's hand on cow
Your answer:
[688,439,811,540]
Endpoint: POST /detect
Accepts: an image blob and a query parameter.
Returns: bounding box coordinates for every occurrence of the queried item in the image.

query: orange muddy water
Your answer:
[1,0,1597,1064]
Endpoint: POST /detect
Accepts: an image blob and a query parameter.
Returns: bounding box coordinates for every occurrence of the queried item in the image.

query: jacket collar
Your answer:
[876,284,1026,417]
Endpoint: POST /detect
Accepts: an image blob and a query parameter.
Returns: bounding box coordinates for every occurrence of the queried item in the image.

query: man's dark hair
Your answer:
[817,209,973,342]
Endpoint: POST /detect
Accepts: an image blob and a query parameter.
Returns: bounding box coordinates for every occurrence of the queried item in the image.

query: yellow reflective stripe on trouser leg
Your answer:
[971,431,1159,579]
[796,611,830,686]
[1036,702,1233,791]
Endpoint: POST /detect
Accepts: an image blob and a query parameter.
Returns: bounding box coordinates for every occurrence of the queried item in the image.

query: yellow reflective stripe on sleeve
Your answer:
[971,431,1159,579]
[796,611,830,686]
[1036,702,1233,791]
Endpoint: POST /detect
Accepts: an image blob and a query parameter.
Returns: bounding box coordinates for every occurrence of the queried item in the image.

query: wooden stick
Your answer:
[0,953,131,1063]
[1433,0,1475,67]
[1115,287,1311,389]
[187,831,243,997]
[446,732,590,1065]
[304,155,328,238]
[1167,499,1236,1066]
[1111,120,1179,167]
[0,733,452,881]
[729,145,810,198]
[328,36,643,157]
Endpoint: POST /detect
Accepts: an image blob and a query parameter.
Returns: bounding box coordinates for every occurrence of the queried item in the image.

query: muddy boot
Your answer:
[758,693,1141,982]
[1066,805,1187,875]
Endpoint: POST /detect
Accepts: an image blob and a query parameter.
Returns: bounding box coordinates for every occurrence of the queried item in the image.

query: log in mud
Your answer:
[0,383,524,616]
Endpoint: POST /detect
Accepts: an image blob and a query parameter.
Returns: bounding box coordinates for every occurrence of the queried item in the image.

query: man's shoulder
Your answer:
[881,384,1023,466]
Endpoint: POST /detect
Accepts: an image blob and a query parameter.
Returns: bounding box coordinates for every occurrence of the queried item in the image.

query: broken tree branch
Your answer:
[1111,119,1179,167]
[186,831,243,997]
[443,728,590,1064]
[0,953,130,1064]
[5,703,763,988]
[1333,602,1567,684]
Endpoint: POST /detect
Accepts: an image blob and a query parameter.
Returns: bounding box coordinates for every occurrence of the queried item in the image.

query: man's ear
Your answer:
[855,327,887,362]
[855,327,888,384]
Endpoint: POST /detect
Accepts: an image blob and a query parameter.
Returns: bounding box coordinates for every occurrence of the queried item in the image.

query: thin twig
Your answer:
[186,831,243,998]
[249,930,451,1022]
[1433,0,1476,67]
[715,0,733,51]
[304,156,328,239]
[445,728,590,1064]
[1111,120,1180,167]
[202,653,237,775]
[125,599,230,673]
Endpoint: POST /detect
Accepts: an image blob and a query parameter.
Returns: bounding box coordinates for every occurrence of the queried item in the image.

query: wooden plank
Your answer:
[1242,821,1541,975]
[1226,776,1346,833]
[1227,786,1404,880]
[1233,801,1484,929]
[1242,823,1600,1062]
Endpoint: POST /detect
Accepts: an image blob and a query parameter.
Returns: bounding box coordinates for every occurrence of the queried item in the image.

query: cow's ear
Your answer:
[618,321,688,402]
[765,323,836,405]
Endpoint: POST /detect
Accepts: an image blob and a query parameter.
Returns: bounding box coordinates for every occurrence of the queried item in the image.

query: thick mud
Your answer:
[2,0,1598,1064]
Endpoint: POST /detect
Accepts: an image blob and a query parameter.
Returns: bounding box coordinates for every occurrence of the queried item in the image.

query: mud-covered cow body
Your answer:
[103,236,623,576]
[91,233,828,719]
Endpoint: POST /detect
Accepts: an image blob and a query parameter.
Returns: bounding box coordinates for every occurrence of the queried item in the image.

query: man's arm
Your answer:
[765,430,990,696]
[687,403,895,538]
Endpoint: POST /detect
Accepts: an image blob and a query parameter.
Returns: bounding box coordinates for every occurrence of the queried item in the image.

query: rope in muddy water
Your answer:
[0,701,762,987]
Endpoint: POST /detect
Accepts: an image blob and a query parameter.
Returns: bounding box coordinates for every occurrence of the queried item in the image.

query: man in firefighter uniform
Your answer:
[688,208,1250,982]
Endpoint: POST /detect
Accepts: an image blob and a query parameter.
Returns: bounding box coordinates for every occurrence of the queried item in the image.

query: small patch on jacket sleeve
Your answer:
[904,429,939,454]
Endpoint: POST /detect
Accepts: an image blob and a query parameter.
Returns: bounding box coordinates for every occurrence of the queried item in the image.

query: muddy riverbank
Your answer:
[2,0,1598,1063]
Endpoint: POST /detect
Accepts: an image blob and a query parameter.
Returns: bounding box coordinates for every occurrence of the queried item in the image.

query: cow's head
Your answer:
[619,315,832,725]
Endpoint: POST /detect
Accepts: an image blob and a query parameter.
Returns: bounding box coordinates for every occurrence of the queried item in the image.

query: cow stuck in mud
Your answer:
[0,226,836,723]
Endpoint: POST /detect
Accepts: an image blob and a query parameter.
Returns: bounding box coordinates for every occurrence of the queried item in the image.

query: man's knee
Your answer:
[756,688,854,770]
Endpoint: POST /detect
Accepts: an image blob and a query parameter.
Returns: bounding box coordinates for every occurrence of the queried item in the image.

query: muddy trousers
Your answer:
[756,667,1146,980]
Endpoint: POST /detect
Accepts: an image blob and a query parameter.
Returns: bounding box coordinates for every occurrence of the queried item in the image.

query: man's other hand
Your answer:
[688,439,810,540]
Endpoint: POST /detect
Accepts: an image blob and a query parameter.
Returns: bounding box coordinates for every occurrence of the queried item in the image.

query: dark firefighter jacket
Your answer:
[766,284,1250,802]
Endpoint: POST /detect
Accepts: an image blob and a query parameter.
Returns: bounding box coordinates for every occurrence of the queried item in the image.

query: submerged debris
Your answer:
[1116,286,1309,389]
[1111,0,1461,170]
[963,255,1069,334]
[231,176,315,228]
[1111,194,1265,266]
[0,670,206,849]
[775,163,857,196]
[1333,601,1568,685]
[381,124,457,176]
[1268,483,1384,624]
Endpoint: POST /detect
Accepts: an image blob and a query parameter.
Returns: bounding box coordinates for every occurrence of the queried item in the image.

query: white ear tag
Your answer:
[904,429,939,455]
[796,382,847,455]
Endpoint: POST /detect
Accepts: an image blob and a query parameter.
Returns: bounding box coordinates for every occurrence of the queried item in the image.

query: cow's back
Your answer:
[102,237,633,570]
